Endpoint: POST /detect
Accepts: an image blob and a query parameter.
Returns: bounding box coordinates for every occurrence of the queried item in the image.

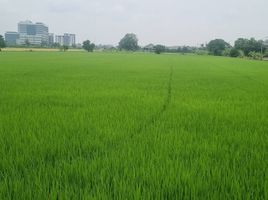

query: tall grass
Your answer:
[0,52,267,199]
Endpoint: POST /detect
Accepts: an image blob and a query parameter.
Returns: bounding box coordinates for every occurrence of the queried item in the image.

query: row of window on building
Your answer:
[5,20,76,47]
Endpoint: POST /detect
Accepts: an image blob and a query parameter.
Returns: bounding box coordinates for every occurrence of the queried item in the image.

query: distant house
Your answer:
[143,44,154,52]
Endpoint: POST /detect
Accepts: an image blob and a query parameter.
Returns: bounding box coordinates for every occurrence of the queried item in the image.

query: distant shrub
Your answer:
[207,39,230,56]
[248,51,262,60]
[222,48,231,56]
[59,45,69,52]
[195,50,208,55]
[238,50,244,58]
[229,48,240,57]
[154,45,166,54]
[264,50,268,58]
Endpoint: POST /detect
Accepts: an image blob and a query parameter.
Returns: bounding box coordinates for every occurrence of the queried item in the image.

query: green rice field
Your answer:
[0,52,267,199]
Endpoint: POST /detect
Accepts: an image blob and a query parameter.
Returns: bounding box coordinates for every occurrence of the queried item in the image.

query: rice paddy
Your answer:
[0,52,267,199]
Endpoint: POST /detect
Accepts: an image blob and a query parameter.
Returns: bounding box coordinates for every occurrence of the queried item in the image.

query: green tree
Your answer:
[41,41,48,47]
[207,39,230,56]
[264,49,268,59]
[0,35,6,51]
[82,40,95,52]
[60,45,69,52]
[119,33,139,51]
[154,45,166,54]
[25,39,30,47]
[234,38,264,56]
[63,45,69,52]
[248,51,262,60]
[52,43,60,48]
[222,48,231,57]
[229,48,240,57]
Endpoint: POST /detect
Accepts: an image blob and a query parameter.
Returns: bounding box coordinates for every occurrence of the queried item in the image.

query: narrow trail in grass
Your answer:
[131,66,173,138]
[76,66,174,160]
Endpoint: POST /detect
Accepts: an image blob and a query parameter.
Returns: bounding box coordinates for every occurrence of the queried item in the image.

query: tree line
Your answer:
[116,34,268,59]
[206,38,267,59]
[0,33,267,60]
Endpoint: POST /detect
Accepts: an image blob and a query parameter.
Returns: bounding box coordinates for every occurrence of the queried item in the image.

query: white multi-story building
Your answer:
[16,20,49,45]
[4,32,20,46]
[55,33,76,46]
[55,35,64,46]
[64,33,76,46]
[48,33,54,45]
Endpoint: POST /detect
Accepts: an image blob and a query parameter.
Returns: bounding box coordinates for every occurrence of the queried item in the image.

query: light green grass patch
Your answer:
[0,52,267,199]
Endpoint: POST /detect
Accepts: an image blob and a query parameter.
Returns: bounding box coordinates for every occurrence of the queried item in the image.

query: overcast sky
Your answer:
[1,0,268,46]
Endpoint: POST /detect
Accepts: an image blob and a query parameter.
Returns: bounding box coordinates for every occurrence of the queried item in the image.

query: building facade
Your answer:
[55,35,64,46]
[55,33,76,46]
[64,33,76,46]
[4,32,20,46]
[16,20,49,45]
[49,33,54,45]
[4,20,77,47]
